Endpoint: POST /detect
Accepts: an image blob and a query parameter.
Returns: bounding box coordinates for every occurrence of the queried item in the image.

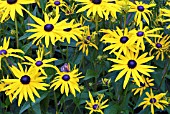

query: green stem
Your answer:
[54,91,58,113]
[14,17,19,49]
[66,43,69,62]
[58,43,64,60]
[158,58,170,90]
[95,14,99,46]
[124,14,126,28]
[29,100,34,113]
[79,54,84,69]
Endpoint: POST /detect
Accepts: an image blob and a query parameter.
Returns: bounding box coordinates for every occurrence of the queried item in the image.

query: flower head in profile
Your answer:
[108,51,156,89]
[46,0,66,14]
[128,1,156,25]
[149,34,170,61]
[130,23,163,51]
[100,27,137,59]
[132,76,154,96]
[85,91,109,114]
[0,37,24,69]
[0,75,13,103]
[102,78,111,87]
[23,46,57,75]
[26,12,66,47]
[2,63,49,106]
[138,89,169,114]
[160,8,170,29]
[76,0,120,19]
[76,26,98,56]
[50,63,84,97]
[0,0,35,22]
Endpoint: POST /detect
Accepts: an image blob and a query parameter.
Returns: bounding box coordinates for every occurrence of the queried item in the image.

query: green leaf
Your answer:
[32,103,41,114]
[19,33,32,41]
[21,41,32,54]
[39,0,47,12]
[83,69,98,80]
[19,92,49,114]
[104,103,119,114]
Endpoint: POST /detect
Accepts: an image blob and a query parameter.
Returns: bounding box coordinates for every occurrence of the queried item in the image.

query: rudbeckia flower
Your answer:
[108,51,156,89]
[50,64,84,97]
[130,23,163,51]
[0,0,35,22]
[132,76,154,96]
[100,27,136,59]
[160,8,170,29]
[85,91,109,114]
[0,75,13,103]
[76,26,98,56]
[46,0,67,14]
[58,19,84,44]
[76,0,119,19]
[0,37,24,69]
[23,46,57,75]
[138,89,169,114]
[149,34,170,61]
[26,12,67,47]
[2,63,49,106]
[102,78,111,87]
[128,1,156,25]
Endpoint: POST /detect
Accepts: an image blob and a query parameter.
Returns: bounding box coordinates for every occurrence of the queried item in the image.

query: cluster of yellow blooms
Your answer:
[0,0,169,114]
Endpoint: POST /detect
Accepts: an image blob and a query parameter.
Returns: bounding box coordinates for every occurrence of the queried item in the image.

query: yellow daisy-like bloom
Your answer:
[2,63,49,106]
[108,51,156,89]
[76,26,98,56]
[46,0,66,14]
[50,64,84,97]
[26,12,67,47]
[100,27,136,59]
[0,0,35,22]
[160,8,170,29]
[149,34,170,61]
[128,1,156,25]
[115,0,131,13]
[58,19,84,44]
[138,89,169,114]
[130,23,163,51]
[23,47,57,75]
[76,0,119,19]
[0,37,24,69]
[61,2,77,15]
[85,91,109,114]
[132,76,154,96]
[0,75,13,103]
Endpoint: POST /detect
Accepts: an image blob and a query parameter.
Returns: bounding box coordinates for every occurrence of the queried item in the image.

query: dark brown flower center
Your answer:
[62,74,70,81]
[128,60,137,69]
[20,75,31,84]
[137,6,144,12]
[120,36,129,44]
[140,82,145,87]
[54,1,60,5]
[0,50,7,55]
[156,43,162,48]
[7,0,17,4]
[93,104,98,109]
[44,24,54,32]
[92,0,102,4]
[150,98,156,103]
[35,61,43,66]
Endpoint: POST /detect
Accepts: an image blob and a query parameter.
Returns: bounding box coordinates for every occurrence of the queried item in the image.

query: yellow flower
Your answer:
[26,12,67,47]
[149,34,170,61]
[128,1,156,25]
[108,50,156,89]
[50,64,84,97]
[0,37,24,69]
[61,2,77,15]
[129,22,163,51]
[57,19,84,44]
[76,0,120,19]
[100,27,137,59]
[0,0,35,22]
[85,91,109,114]
[2,63,49,106]
[23,46,57,75]
[160,8,170,29]
[139,89,169,114]
[76,26,98,56]
[132,76,154,96]
[46,0,67,14]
